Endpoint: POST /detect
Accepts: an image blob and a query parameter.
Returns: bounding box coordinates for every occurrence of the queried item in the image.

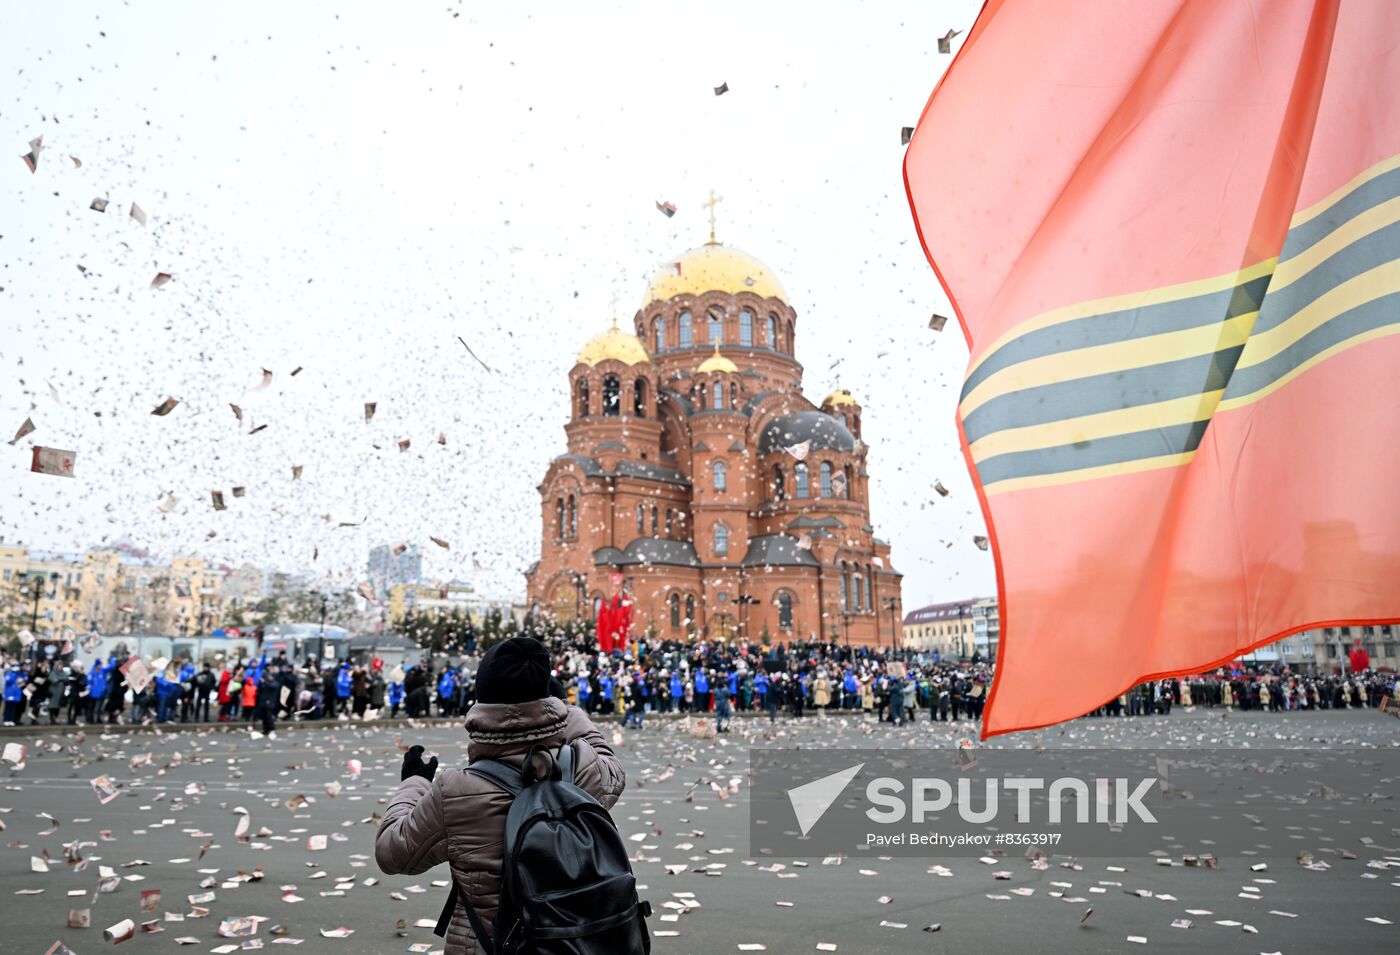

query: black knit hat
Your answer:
[475,637,551,704]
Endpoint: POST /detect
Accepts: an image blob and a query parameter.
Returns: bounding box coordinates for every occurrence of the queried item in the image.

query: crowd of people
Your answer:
[2,634,1397,732]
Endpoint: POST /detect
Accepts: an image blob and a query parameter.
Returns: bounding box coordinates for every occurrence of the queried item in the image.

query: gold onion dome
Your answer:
[697,343,738,374]
[823,388,858,407]
[577,318,651,367]
[644,244,787,305]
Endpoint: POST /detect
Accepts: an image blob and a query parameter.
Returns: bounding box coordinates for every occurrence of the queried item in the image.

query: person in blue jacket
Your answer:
[336,662,353,716]
[668,670,682,714]
[178,660,196,722]
[726,669,739,703]
[576,672,592,713]
[437,667,458,717]
[87,658,108,724]
[754,670,769,714]
[388,675,404,718]
[3,662,27,726]
[694,668,710,712]
[600,672,615,713]
[843,669,859,710]
[154,668,180,723]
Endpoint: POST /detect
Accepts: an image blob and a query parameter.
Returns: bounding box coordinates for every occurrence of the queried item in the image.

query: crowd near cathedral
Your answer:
[525,210,903,646]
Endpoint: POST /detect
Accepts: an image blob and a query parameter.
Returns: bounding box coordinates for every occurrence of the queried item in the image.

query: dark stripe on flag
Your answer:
[975,419,1212,488]
[1223,290,1400,400]
[1280,164,1400,261]
[962,345,1244,446]
[1252,217,1400,334]
[959,274,1271,401]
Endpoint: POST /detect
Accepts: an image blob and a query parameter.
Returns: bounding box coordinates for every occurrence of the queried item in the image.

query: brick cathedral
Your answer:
[524,230,903,646]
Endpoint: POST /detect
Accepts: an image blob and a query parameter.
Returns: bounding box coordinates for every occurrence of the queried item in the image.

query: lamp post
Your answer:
[881,597,899,650]
[736,594,760,647]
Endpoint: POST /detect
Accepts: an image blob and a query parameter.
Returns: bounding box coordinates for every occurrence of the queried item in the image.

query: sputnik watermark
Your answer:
[863,775,1158,825]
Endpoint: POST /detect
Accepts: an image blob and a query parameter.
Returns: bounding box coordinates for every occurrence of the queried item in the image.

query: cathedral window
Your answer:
[730,381,738,409]
[685,594,695,626]
[852,566,863,611]
[651,505,659,535]
[555,498,565,540]
[679,310,693,347]
[767,314,778,348]
[786,320,795,354]
[634,378,647,418]
[739,309,753,346]
[773,465,785,501]
[654,316,665,352]
[670,593,680,628]
[665,508,675,537]
[820,461,833,497]
[707,307,724,344]
[840,563,849,611]
[636,503,645,534]
[795,462,810,498]
[577,379,589,417]
[865,565,874,613]
[713,460,727,492]
[777,591,793,629]
[844,464,854,499]
[602,375,621,416]
[711,380,724,409]
[566,495,577,539]
[714,523,729,557]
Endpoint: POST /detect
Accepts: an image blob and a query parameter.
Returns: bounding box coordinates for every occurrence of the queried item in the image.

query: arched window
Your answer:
[820,461,833,497]
[773,465,785,501]
[576,379,590,417]
[778,592,793,629]
[566,495,577,539]
[840,563,849,611]
[714,523,729,557]
[685,594,695,626]
[665,508,674,537]
[651,505,659,535]
[865,565,874,613]
[634,378,647,417]
[679,310,693,347]
[712,380,724,409]
[636,503,645,534]
[670,593,680,628]
[739,309,753,346]
[795,462,809,498]
[852,565,863,611]
[786,321,795,353]
[844,464,854,499]
[713,460,727,492]
[767,314,778,349]
[555,498,565,540]
[602,375,621,416]
[654,316,665,353]
[730,381,738,409]
[707,308,724,345]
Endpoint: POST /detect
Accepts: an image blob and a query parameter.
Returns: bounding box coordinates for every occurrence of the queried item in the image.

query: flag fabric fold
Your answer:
[904,0,1400,737]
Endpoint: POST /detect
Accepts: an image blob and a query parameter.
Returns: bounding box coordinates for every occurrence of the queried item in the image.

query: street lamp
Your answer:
[881,597,899,650]
[571,572,585,622]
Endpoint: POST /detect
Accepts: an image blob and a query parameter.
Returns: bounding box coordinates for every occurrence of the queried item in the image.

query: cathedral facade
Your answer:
[524,239,902,646]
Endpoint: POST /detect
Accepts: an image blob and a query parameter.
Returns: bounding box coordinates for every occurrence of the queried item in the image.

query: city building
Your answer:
[1290,624,1397,672]
[902,596,999,660]
[524,231,903,646]
[387,581,525,629]
[368,544,424,600]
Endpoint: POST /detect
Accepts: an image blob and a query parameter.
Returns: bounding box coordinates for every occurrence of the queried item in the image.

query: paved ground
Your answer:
[1,708,1397,954]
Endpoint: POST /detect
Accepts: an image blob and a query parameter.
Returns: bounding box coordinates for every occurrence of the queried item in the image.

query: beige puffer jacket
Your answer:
[375,699,626,955]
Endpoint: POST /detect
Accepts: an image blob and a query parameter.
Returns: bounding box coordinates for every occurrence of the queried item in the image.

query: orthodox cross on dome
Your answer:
[703,189,723,245]
[609,292,619,330]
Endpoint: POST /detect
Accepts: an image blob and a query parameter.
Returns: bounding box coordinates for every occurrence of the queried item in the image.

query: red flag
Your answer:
[596,597,614,654]
[905,0,1400,737]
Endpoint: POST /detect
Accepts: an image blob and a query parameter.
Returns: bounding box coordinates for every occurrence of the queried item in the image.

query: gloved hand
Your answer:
[401,745,438,782]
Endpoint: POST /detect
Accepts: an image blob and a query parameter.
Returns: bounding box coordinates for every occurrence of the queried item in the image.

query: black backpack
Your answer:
[434,742,651,955]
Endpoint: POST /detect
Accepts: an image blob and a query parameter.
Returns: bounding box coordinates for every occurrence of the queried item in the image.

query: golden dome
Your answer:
[644,244,787,305]
[577,321,651,367]
[697,344,738,374]
[823,389,858,407]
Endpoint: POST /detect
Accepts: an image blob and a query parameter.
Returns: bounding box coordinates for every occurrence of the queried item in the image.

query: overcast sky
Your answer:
[0,0,993,608]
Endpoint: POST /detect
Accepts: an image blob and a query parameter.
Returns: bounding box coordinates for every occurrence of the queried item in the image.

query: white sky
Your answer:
[0,0,992,608]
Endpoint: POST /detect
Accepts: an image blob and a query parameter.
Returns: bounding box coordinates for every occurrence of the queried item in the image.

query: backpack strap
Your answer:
[432,760,526,948]
[557,740,577,783]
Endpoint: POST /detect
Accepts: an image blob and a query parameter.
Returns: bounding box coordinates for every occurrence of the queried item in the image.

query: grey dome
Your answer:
[758,411,856,455]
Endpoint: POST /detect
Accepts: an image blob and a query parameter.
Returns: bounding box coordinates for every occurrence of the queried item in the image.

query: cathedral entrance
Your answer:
[708,612,737,641]
[547,580,579,620]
